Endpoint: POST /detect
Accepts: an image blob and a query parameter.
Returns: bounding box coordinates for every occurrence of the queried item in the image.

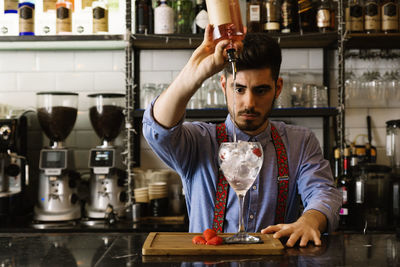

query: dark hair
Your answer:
[225,33,282,81]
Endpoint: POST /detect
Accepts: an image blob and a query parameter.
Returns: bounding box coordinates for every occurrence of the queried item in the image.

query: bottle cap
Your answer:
[334,148,340,159]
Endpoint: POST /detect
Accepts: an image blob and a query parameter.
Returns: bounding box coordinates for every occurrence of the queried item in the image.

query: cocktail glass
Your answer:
[218,141,264,244]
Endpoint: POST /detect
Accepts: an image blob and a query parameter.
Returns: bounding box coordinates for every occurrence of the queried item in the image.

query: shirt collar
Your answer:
[224,114,272,146]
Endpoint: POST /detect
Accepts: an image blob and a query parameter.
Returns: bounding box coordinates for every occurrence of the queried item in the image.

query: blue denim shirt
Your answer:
[142,101,342,233]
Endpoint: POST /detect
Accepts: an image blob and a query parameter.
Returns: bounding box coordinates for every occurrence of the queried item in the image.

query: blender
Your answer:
[84,93,127,221]
[33,92,81,224]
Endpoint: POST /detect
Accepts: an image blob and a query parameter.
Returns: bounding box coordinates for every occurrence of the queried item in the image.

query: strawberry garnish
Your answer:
[192,235,206,245]
[206,235,223,245]
[252,148,262,157]
[203,228,217,241]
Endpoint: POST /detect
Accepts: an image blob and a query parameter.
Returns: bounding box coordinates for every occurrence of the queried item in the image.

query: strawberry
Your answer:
[252,148,262,157]
[192,235,206,245]
[206,235,223,245]
[203,228,217,241]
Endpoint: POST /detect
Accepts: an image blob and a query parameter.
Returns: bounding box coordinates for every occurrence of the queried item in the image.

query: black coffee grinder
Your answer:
[0,114,28,226]
[33,92,81,224]
[84,93,127,221]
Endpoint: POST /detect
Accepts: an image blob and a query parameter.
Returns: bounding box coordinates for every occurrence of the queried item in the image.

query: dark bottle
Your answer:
[263,0,281,32]
[298,0,317,33]
[346,0,364,32]
[193,0,208,34]
[316,0,332,32]
[338,147,352,227]
[247,0,262,32]
[381,0,399,33]
[281,0,299,33]
[148,0,154,34]
[136,0,150,34]
[364,0,381,33]
[173,0,194,34]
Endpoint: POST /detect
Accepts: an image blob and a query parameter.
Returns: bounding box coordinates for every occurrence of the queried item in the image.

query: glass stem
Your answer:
[237,194,245,233]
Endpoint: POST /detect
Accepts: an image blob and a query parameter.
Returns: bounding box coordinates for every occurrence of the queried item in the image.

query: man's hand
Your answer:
[261,210,327,247]
[153,24,244,128]
[186,24,244,87]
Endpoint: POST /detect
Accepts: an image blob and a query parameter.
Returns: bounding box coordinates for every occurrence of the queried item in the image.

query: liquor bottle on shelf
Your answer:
[246,0,262,32]
[364,0,381,33]
[298,0,317,33]
[316,0,333,32]
[381,0,399,33]
[263,0,281,33]
[338,147,353,228]
[205,0,244,62]
[281,0,299,33]
[193,0,208,34]
[56,0,73,34]
[18,0,35,35]
[92,0,108,33]
[148,0,154,34]
[38,0,57,35]
[72,0,93,35]
[173,0,193,34]
[345,0,364,33]
[154,0,174,34]
[135,0,151,34]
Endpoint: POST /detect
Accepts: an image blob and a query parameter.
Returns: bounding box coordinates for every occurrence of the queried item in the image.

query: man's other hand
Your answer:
[260,209,327,247]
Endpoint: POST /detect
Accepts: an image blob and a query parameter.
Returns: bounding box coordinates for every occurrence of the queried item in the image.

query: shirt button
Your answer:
[253,185,257,190]
[249,214,254,219]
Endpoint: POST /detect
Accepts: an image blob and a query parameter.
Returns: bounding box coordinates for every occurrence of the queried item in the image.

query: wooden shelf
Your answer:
[131,32,339,50]
[134,107,338,119]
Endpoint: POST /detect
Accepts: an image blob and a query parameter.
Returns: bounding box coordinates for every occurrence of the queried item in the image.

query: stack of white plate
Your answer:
[148,182,168,200]
[134,187,149,203]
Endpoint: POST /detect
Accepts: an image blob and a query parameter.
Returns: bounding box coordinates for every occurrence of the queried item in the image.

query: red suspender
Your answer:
[212,123,289,232]
[270,125,290,224]
[212,123,229,233]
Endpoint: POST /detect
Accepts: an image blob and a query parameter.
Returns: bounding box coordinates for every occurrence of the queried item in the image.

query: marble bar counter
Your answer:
[0,231,399,266]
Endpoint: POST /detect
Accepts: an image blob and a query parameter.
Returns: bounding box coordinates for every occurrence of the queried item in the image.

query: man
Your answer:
[142,25,342,247]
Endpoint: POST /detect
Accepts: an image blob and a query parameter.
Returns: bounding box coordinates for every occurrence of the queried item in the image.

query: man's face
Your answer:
[221,68,283,136]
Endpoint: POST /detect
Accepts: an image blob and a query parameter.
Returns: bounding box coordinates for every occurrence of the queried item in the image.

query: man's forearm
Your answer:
[153,64,202,128]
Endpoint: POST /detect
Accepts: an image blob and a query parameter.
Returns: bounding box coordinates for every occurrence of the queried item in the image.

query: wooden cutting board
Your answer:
[142,232,284,255]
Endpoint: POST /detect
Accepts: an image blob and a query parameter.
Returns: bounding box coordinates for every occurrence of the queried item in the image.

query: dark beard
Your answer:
[227,98,275,132]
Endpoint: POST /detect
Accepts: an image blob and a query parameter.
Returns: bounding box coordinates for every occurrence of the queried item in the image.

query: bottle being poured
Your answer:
[205,0,244,142]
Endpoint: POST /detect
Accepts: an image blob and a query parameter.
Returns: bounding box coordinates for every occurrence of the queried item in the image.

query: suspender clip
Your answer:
[277,175,289,181]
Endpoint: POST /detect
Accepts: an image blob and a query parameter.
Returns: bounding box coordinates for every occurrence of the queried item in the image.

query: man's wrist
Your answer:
[301,209,327,233]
